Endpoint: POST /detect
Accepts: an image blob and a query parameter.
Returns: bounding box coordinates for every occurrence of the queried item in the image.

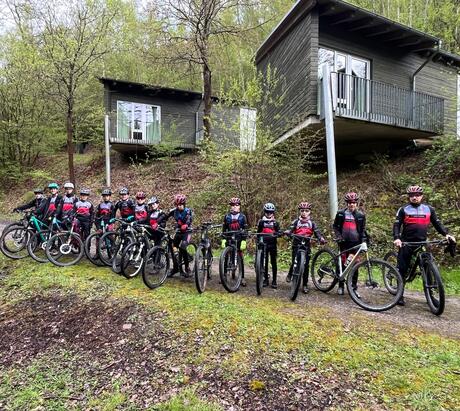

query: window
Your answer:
[117,101,161,143]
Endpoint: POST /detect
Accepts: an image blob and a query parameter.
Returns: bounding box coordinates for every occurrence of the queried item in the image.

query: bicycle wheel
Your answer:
[46,232,84,267]
[382,251,399,295]
[84,232,104,266]
[289,251,305,301]
[219,246,243,293]
[142,246,169,289]
[27,230,52,263]
[98,231,119,266]
[311,248,338,292]
[112,236,134,274]
[422,259,445,316]
[0,225,30,259]
[255,248,265,296]
[121,241,146,279]
[347,258,404,312]
[194,245,208,293]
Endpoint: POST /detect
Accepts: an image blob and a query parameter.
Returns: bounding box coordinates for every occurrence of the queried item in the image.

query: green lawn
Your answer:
[0,255,459,410]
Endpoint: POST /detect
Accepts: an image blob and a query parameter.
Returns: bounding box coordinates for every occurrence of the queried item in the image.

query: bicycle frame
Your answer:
[402,240,445,283]
[334,242,369,282]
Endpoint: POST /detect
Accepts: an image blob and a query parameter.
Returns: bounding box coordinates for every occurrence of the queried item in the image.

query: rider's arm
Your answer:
[393,207,405,240]
[222,214,229,233]
[312,221,324,241]
[157,212,167,228]
[256,219,263,233]
[429,206,448,236]
[15,199,36,212]
[332,211,344,240]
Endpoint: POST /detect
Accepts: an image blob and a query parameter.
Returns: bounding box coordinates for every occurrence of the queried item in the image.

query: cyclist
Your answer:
[134,191,149,224]
[285,202,325,294]
[333,192,367,296]
[37,182,62,222]
[167,194,193,277]
[222,197,249,287]
[13,188,46,217]
[95,188,114,232]
[56,182,78,221]
[393,185,456,306]
[256,202,281,289]
[147,196,167,246]
[112,187,135,221]
[74,188,94,240]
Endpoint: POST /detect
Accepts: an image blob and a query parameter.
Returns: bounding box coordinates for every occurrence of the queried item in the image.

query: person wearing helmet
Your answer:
[285,202,325,294]
[147,196,166,246]
[134,191,149,224]
[13,188,46,217]
[393,185,455,306]
[56,182,78,221]
[74,189,94,240]
[166,194,194,277]
[333,192,367,296]
[256,202,281,289]
[95,188,114,232]
[112,187,135,221]
[222,197,249,286]
[37,182,62,221]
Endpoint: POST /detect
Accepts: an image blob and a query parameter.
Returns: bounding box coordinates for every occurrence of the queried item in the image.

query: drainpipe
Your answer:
[411,41,441,91]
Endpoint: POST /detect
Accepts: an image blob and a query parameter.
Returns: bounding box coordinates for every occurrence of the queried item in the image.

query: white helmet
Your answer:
[64,182,74,189]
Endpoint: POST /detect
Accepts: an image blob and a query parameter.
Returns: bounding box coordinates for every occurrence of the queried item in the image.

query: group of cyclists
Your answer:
[11,182,456,307]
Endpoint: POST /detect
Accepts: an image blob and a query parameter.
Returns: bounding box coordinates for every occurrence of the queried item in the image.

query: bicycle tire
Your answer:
[112,236,134,274]
[98,231,119,266]
[382,250,399,295]
[422,258,445,316]
[46,232,84,267]
[255,248,265,296]
[289,250,305,301]
[27,229,52,263]
[0,225,30,259]
[311,247,338,292]
[120,241,146,279]
[194,245,208,293]
[219,246,243,293]
[347,258,404,312]
[142,246,169,289]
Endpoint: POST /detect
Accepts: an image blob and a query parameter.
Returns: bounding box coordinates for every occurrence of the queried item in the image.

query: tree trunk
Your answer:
[202,63,212,141]
[66,107,76,184]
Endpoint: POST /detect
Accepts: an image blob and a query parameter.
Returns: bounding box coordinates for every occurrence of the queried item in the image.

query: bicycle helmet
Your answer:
[344,192,359,203]
[148,196,159,205]
[136,191,146,200]
[229,197,241,206]
[263,202,276,213]
[119,187,129,195]
[298,202,312,210]
[406,185,423,195]
[48,182,59,189]
[80,188,90,195]
[63,182,74,189]
[33,188,44,194]
[101,188,112,196]
[174,194,187,205]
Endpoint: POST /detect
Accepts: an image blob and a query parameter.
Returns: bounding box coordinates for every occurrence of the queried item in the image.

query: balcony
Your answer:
[320,72,444,135]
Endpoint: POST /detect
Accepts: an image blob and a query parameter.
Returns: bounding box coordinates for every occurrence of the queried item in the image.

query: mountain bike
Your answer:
[194,222,221,293]
[142,228,196,289]
[254,232,280,296]
[45,215,85,267]
[311,241,404,312]
[384,239,456,315]
[219,230,246,293]
[27,216,61,263]
[120,223,154,279]
[0,211,33,259]
[84,218,111,267]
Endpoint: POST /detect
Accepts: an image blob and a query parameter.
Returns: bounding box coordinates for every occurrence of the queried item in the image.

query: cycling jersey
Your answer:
[134,203,149,224]
[75,200,93,219]
[393,203,448,242]
[257,216,280,246]
[333,208,367,243]
[289,217,322,239]
[113,199,135,220]
[168,207,193,229]
[149,209,166,230]
[57,194,78,219]
[96,201,114,221]
[223,212,248,232]
[38,194,62,219]
[16,196,46,214]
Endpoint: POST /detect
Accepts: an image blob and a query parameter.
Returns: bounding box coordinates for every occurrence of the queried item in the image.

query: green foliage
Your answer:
[153,389,222,411]
[426,136,460,179]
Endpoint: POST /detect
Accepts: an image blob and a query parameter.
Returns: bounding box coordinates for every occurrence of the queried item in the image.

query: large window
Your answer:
[117,101,161,143]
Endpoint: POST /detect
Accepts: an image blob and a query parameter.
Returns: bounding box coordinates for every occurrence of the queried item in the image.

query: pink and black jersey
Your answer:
[134,203,149,224]
[96,201,114,221]
[75,200,93,219]
[58,194,78,219]
[341,210,360,243]
[113,199,135,220]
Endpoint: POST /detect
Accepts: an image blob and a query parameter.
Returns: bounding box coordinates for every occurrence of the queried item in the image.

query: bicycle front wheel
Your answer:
[121,241,145,279]
[289,251,305,302]
[142,246,169,289]
[383,251,399,295]
[84,232,104,266]
[0,225,30,259]
[219,246,242,293]
[422,259,445,316]
[311,248,338,292]
[347,258,403,312]
[46,232,84,267]
[27,230,52,263]
[98,232,119,266]
[194,245,209,293]
[255,248,265,296]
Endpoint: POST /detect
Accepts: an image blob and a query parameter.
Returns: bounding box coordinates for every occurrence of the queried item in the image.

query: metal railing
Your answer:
[321,72,444,134]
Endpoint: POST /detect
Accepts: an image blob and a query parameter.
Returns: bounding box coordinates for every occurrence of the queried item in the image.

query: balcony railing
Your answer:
[320,72,444,134]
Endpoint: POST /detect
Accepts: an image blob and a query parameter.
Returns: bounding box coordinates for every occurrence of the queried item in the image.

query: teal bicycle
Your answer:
[27,215,61,263]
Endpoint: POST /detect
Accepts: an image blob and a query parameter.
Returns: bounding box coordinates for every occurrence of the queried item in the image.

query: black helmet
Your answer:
[102,188,112,196]
[80,188,90,195]
[119,187,129,195]
[33,188,44,194]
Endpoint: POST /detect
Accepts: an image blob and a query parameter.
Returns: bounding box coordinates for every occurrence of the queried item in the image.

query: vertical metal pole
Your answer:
[104,114,111,187]
[322,64,338,220]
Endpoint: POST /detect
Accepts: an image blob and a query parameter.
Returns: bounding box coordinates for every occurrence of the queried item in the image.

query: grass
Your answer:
[0,254,460,410]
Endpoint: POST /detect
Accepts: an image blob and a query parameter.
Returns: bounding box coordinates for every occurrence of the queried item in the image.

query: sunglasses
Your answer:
[409,193,422,197]
[300,209,311,212]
